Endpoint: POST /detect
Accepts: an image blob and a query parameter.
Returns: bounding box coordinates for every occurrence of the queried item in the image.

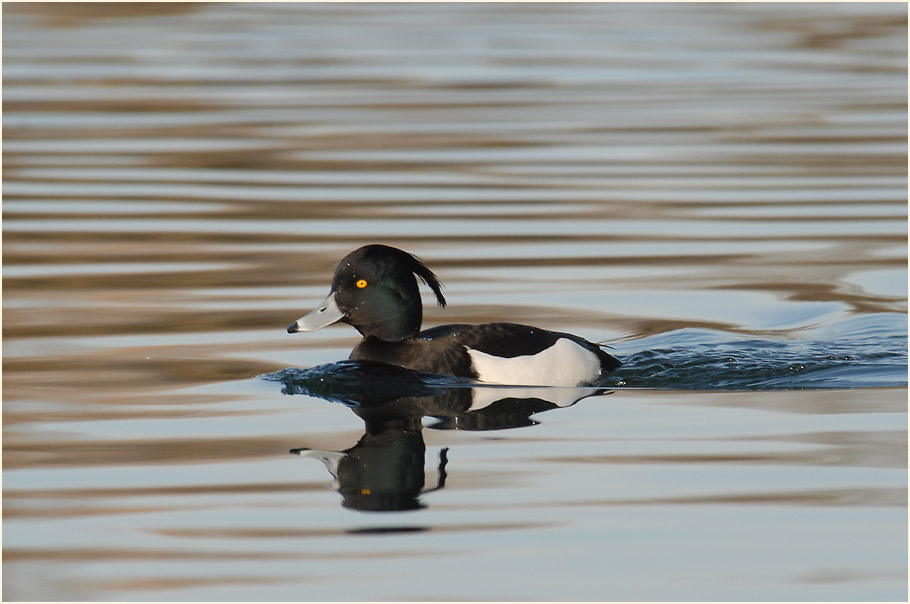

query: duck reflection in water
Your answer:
[269,361,610,512]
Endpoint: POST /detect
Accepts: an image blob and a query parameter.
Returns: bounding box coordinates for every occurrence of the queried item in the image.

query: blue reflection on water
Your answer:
[608,313,908,390]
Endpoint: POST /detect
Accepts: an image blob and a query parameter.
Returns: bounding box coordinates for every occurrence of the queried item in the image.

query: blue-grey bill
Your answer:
[287,292,345,333]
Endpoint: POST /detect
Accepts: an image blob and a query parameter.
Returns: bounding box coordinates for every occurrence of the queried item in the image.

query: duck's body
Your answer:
[288,245,620,386]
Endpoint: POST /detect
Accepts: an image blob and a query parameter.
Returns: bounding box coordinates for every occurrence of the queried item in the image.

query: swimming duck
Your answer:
[287,244,621,386]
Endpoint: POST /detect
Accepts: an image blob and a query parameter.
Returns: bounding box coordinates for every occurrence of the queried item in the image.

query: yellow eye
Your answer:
[356,279,368,289]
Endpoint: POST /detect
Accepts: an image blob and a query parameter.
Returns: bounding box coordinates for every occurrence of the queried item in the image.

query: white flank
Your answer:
[467,337,602,388]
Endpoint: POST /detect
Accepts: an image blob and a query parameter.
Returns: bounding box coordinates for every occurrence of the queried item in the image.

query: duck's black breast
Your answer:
[349,322,621,384]
[349,331,475,377]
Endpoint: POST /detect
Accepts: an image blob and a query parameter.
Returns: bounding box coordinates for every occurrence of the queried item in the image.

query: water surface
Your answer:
[3,3,907,601]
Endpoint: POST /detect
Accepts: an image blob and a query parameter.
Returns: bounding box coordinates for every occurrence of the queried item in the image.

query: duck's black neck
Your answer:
[350,298,422,341]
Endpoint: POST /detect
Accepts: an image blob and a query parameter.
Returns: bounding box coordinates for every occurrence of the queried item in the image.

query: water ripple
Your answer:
[609,314,907,389]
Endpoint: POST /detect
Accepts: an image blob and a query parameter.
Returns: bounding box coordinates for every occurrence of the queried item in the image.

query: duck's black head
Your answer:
[288,244,446,341]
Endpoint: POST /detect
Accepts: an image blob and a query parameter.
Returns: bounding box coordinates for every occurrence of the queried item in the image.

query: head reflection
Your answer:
[274,361,608,512]
[293,420,445,512]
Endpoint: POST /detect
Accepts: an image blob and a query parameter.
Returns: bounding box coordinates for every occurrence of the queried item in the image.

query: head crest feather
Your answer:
[405,250,446,308]
[359,244,447,308]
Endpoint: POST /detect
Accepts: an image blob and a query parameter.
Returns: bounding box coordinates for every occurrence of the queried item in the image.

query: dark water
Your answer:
[608,313,908,389]
[3,2,908,601]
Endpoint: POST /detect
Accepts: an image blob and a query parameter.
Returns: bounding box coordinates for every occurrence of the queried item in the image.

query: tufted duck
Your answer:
[287,244,621,386]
